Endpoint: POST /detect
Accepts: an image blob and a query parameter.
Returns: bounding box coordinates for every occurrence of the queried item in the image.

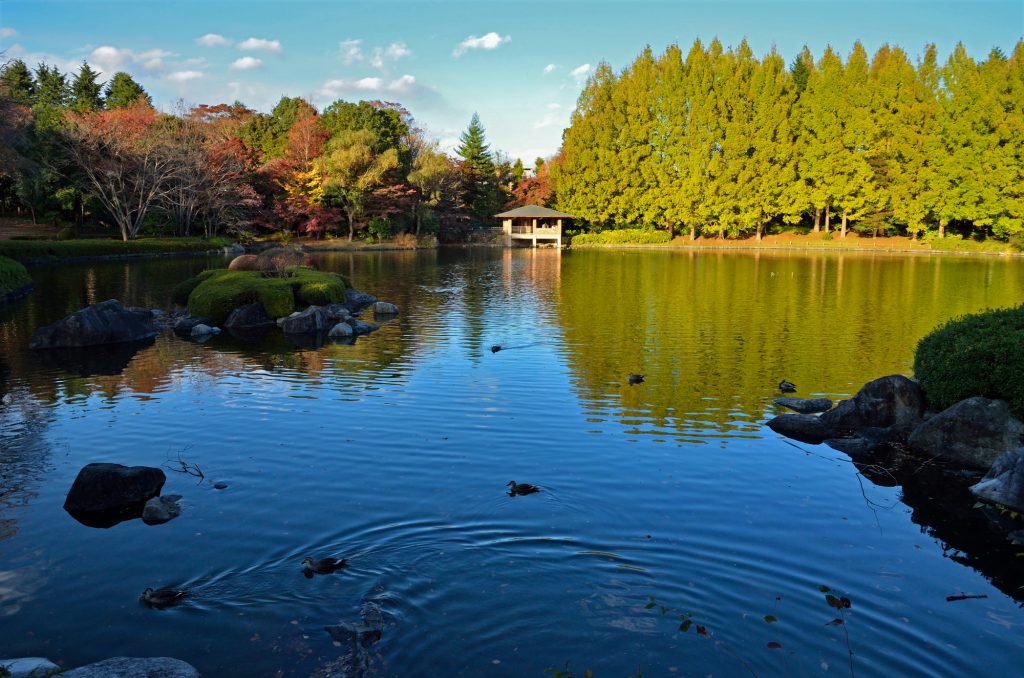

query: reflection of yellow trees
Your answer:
[555,250,1024,437]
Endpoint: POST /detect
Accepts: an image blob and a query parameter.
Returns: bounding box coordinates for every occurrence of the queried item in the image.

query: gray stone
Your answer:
[824,427,902,458]
[30,299,160,349]
[0,657,61,677]
[971,448,1024,512]
[61,657,199,678]
[372,301,399,316]
[344,289,377,312]
[766,413,833,444]
[908,397,1024,469]
[281,306,328,334]
[774,397,834,415]
[323,303,352,323]
[223,303,273,330]
[173,315,216,334]
[190,323,220,338]
[346,319,379,335]
[142,495,182,525]
[819,375,926,435]
[64,463,166,514]
[328,322,354,339]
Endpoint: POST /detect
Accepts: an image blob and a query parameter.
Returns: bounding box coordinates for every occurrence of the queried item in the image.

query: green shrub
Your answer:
[0,237,234,261]
[185,268,348,322]
[0,255,33,297]
[570,229,672,246]
[914,305,1024,418]
[822,231,834,241]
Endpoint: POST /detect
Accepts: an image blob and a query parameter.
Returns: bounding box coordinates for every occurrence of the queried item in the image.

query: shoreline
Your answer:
[568,242,1023,258]
[16,246,243,268]
[0,281,36,306]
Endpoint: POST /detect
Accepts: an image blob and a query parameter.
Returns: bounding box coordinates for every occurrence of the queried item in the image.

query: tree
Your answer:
[0,59,36,102]
[316,128,399,240]
[455,113,500,225]
[408,143,455,235]
[512,158,524,185]
[104,72,151,109]
[70,62,104,112]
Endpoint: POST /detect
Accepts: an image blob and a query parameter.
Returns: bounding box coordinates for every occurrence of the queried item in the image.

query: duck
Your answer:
[140,587,188,608]
[507,480,541,496]
[778,380,797,393]
[302,556,349,575]
[628,374,645,385]
[490,345,502,353]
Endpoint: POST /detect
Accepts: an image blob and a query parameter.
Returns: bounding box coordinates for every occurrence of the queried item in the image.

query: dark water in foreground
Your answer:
[1,248,1023,677]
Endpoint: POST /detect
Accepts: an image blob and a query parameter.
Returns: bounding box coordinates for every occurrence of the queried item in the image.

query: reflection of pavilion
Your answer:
[496,205,573,248]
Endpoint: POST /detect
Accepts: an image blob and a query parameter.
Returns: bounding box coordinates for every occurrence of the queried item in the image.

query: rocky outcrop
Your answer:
[372,301,399,316]
[774,397,833,415]
[766,413,833,444]
[323,303,352,323]
[281,306,328,334]
[60,657,199,678]
[30,299,160,349]
[345,289,377,312]
[142,494,182,525]
[64,463,166,516]
[0,657,61,677]
[908,397,1024,469]
[819,375,927,435]
[971,449,1024,512]
[223,303,274,330]
[329,322,354,339]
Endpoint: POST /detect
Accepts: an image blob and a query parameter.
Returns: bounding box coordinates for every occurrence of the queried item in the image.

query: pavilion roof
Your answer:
[494,205,574,219]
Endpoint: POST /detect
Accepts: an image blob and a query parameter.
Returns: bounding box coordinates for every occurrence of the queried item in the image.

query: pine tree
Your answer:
[104,72,151,109]
[455,113,499,225]
[0,59,36,102]
[512,158,524,185]
[70,62,104,112]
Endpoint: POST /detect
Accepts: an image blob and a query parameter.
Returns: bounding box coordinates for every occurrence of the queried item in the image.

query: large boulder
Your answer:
[30,299,160,349]
[61,657,199,678]
[774,397,833,415]
[0,657,61,677]
[819,375,926,436]
[64,463,165,514]
[766,414,833,444]
[909,397,1024,469]
[971,448,1024,512]
[281,306,328,334]
[190,323,220,338]
[345,289,377,312]
[223,303,274,330]
[228,254,259,271]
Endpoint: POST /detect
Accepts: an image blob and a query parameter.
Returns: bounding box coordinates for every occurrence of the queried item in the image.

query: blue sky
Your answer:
[1,1,1021,163]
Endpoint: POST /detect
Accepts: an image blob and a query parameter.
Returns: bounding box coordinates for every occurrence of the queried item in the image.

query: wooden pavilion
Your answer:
[495,205,573,248]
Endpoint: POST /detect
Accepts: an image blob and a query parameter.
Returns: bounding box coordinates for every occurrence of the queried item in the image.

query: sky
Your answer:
[1,0,1021,163]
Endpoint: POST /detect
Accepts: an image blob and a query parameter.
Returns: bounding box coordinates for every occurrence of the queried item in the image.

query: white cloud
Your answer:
[238,37,282,53]
[571,63,593,82]
[318,73,418,99]
[452,32,510,57]
[89,46,173,74]
[229,56,263,71]
[543,63,557,74]
[165,70,204,82]
[0,27,16,38]
[385,42,412,60]
[546,102,561,110]
[196,33,231,47]
[370,50,385,69]
[340,39,363,64]
[533,112,563,129]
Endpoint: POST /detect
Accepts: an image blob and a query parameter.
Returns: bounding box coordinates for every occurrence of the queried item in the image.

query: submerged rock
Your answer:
[61,657,199,678]
[372,301,399,316]
[909,397,1024,469]
[281,306,328,334]
[774,397,833,415]
[142,495,182,525]
[766,413,833,444]
[173,315,217,335]
[971,448,1024,512]
[223,303,274,330]
[0,657,61,677]
[64,463,166,515]
[30,299,160,349]
[190,323,220,338]
[819,375,926,435]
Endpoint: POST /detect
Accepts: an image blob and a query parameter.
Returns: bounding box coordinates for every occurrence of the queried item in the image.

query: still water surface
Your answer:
[1,248,1023,676]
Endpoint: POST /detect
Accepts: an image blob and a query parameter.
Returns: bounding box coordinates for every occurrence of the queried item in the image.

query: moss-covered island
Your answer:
[0,255,34,302]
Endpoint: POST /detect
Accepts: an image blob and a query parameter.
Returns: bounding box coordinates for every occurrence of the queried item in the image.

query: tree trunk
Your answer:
[841,209,848,238]
[813,207,821,233]
[689,224,696,241]
[347,211,355,242]
[939,219,946,238]
[824,201,831,233]
[414,209,421,237]
[718,227,725,240]
[756,222,763,242]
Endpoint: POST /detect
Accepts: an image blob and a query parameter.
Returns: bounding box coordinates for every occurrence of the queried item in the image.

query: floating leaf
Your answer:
[696,625,708,637]
[826,618,845,626]
[660,606,668,615]
[766,641,783,649]
[644,600,656,610]
[825,594,852,609]
[818,585,831,593]
[679,620,692,633]
[763,615,778,624]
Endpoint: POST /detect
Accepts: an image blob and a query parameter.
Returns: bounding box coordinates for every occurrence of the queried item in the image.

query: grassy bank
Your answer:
[296,235,439,251]
[0,237,236,262]
[569,230,1019,255]
[0,256,33,299]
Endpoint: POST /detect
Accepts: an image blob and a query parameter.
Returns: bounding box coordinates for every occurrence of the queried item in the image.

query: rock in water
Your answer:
[908,397,1024,469]
[64,463,166,514]
[347,319,379,335]
[281,306,328,334]
[971,448,1024,512]
[774,397,833,415]
[328,322,354,339]
[766,413,834,444]
[819,375,926,435]
[344,289,377,313]
[142,495,183,525]
[223,303,274,330]
[323,303,352,323]
[30,299,160,349]
[190,323,220,338]
[60,657,199,678]
[372,301,399,316]
[173,315,217,334]
[0,657,61,677]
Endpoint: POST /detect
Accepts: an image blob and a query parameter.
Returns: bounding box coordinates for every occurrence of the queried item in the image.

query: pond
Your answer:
[1,248,1023,677]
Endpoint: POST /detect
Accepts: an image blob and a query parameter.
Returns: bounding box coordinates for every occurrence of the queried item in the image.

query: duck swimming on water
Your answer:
[778,380,797,393]
[140,587,188,608]
[490,345,502,353]
[507,480,541,496]
[302,556,349,575]
[628,374,645,385]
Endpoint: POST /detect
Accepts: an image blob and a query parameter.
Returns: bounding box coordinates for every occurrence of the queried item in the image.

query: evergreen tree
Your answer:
[0,59,36,102]
[833,41,877,237]
[455,113,499,225]
[790,46,814,94]
[70,62,104,112]
[104,72,151,109]
[512,158,524,185]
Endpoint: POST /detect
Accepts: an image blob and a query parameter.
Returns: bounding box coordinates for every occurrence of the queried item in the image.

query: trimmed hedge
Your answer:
[0,255,32,297]
[914,306,1024,419]
[0,237,234,261]
[571,229,672,246]
[185,267,348,323]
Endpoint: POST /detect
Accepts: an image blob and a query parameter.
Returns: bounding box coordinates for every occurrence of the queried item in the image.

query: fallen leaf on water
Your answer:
[825,594,852,609]
[696,625,708,637]
[826,618,845,626]
[763,615,778,624]
[767,641,783,649]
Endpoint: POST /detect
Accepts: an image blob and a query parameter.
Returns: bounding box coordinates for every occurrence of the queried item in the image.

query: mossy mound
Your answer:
[183,267,348,323]
[0,255,32,298]
[914,305,1024,419]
